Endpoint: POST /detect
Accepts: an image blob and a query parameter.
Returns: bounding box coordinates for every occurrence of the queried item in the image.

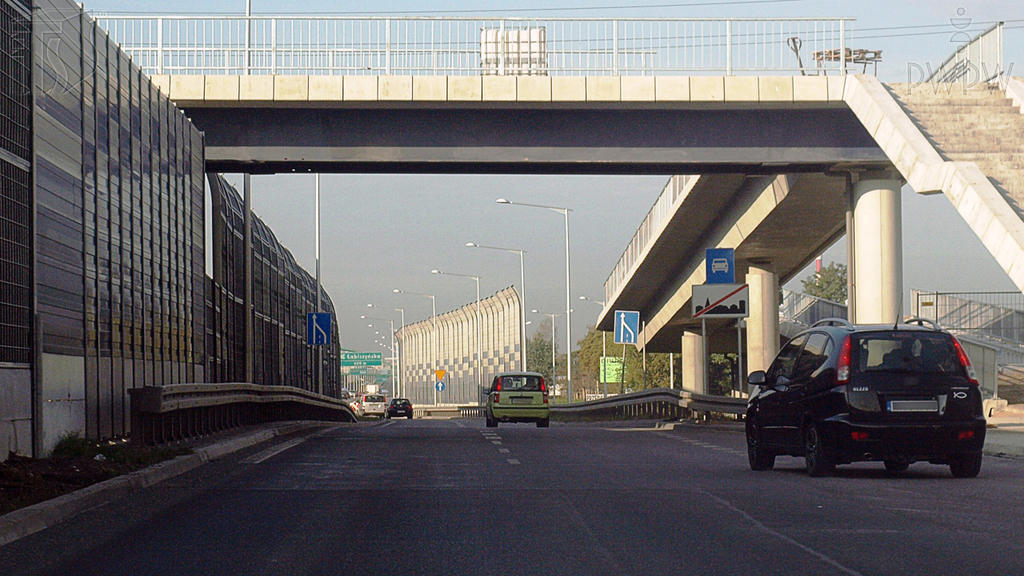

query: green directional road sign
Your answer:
[340,351,383,367]
[600,356,623,383]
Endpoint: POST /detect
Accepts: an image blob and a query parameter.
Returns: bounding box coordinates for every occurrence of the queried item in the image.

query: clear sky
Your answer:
[84,0,1024,354]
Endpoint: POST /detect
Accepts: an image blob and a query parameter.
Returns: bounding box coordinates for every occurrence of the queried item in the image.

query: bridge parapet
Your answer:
[96,16,853,77]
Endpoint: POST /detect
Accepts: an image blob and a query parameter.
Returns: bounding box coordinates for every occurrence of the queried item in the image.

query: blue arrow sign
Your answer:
[435,381,446,392]
[614,310,640,345]
[705,248,735,284]
[307,312,332,346]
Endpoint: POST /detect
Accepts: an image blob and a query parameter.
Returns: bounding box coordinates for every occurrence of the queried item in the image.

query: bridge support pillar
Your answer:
[745,264,779,379]
[681,331,705,395]
[851,177,904,324]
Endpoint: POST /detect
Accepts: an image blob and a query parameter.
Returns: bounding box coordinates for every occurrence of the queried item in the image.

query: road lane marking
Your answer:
[705,492,865,576]
[241,437,308,464]
[507,459,520,465]
[498,448,510,453]
[452,420,466,428]
[492,441,502,445]
[379,420,396,428]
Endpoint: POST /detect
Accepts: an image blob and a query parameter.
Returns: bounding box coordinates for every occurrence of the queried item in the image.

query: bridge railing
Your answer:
[128,383,357,446]
[94,16,853,77]
[604,174,697,305]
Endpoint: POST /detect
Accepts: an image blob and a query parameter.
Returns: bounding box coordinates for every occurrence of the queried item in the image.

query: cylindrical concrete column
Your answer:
[852,179,903,324]
[681,331,705,394]
[746,265,779,376]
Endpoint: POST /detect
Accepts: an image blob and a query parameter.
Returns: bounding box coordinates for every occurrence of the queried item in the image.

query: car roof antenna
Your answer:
[894,297,904,330]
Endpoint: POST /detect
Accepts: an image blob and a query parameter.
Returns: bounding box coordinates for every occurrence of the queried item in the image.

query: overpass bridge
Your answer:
[93,14,1024,394]
[133,68,1024,392]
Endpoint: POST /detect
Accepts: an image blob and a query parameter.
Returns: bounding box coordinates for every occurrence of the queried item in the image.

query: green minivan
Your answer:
[485,372,550,428]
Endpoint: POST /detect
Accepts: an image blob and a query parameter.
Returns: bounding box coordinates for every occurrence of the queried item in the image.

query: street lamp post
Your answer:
[394,289,437,405]
[362,315,397,397]
[367,304,405,399]
[497,198,573,402]
[432,270,481,404]
[532,309,564,400]
[466,242,527,371]
[579,296,608,398]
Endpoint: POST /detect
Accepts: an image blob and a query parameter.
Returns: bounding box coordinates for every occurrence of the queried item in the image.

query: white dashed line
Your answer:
[498,448,510,453]
[507,459,520,465]
[492,441,502,445]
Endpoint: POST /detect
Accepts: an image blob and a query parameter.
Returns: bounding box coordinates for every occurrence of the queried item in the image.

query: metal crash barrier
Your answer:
[128,383,357,446]
[549,388,746,422]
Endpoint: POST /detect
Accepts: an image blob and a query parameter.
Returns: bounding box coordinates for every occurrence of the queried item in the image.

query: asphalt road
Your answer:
[2,419,1023,576]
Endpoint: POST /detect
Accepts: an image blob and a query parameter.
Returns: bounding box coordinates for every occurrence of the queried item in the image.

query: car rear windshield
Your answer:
[391,399,410,406]
[852,332,960,374]
[365,395,385,403]
[499,375,543,391]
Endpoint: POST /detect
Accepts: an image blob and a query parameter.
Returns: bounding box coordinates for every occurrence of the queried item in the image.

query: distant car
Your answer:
[387,398,414,419]
[357,394,388,418]
[745,318,986,478]
[711,258,729,273]
[485,371,550,428]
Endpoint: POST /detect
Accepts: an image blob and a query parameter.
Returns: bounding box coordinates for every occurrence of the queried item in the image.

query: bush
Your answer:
[50,431,190,465]
[49,431,96,459]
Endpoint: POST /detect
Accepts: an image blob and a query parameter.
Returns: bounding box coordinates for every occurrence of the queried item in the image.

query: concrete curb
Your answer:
[0,421,329,548]
[985,444,1024,458]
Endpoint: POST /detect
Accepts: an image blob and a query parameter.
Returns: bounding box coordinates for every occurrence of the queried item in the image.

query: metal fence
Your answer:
[779,289,847,327]
[912,290,1024,349]
[94,16,853,77]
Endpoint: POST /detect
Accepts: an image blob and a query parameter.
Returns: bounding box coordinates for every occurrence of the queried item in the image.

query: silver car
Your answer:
[357,394,388,418]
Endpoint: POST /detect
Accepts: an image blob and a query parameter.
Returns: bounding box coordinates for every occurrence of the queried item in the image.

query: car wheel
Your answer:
[804,423,834,477]
[486,415,497,428]
[884,460,909,473]
[746,418,775,471]
[949,453,982,478]
[407,414,413,420]
[537,418,550,428]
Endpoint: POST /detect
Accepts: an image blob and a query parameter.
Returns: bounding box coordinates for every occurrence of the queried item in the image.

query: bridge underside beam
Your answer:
[185,106,886,174]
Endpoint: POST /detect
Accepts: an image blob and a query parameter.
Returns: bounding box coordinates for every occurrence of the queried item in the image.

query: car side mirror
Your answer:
[747,370,767,386]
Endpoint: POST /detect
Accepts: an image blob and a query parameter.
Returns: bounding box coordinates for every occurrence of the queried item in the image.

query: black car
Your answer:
[387,398,414,419]
[745,318,986,478]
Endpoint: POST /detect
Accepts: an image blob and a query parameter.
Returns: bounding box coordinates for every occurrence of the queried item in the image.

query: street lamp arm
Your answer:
[495,198,571,214]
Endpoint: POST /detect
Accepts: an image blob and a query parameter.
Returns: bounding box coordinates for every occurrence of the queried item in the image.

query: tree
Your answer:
[527,317,557,385]
[802,262,847,303]
[573,325,678,398]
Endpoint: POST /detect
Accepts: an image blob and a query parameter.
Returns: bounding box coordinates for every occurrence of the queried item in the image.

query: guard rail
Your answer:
[550,388,747,422]
[128,383,356,446]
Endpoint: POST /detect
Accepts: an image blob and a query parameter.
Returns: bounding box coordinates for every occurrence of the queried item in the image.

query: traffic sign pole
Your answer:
[702,318,708,397]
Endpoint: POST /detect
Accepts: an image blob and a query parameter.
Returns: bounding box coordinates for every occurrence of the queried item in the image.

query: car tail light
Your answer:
[494,393,500,403]
[540,378,548,403]
[835,335,852,386]
[851,431,869,441]
[958,430,975,440]
[496,381,502,391]
[950,336,979,386]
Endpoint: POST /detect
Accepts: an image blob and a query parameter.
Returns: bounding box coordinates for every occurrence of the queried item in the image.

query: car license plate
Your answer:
[888,399,938,413]
[511,397,532,405]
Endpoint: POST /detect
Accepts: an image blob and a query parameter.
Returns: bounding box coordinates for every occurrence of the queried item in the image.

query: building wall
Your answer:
[30,0,205,453]
[206,174,341,396]
[0,0,34,458]
[397,287,522,405]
